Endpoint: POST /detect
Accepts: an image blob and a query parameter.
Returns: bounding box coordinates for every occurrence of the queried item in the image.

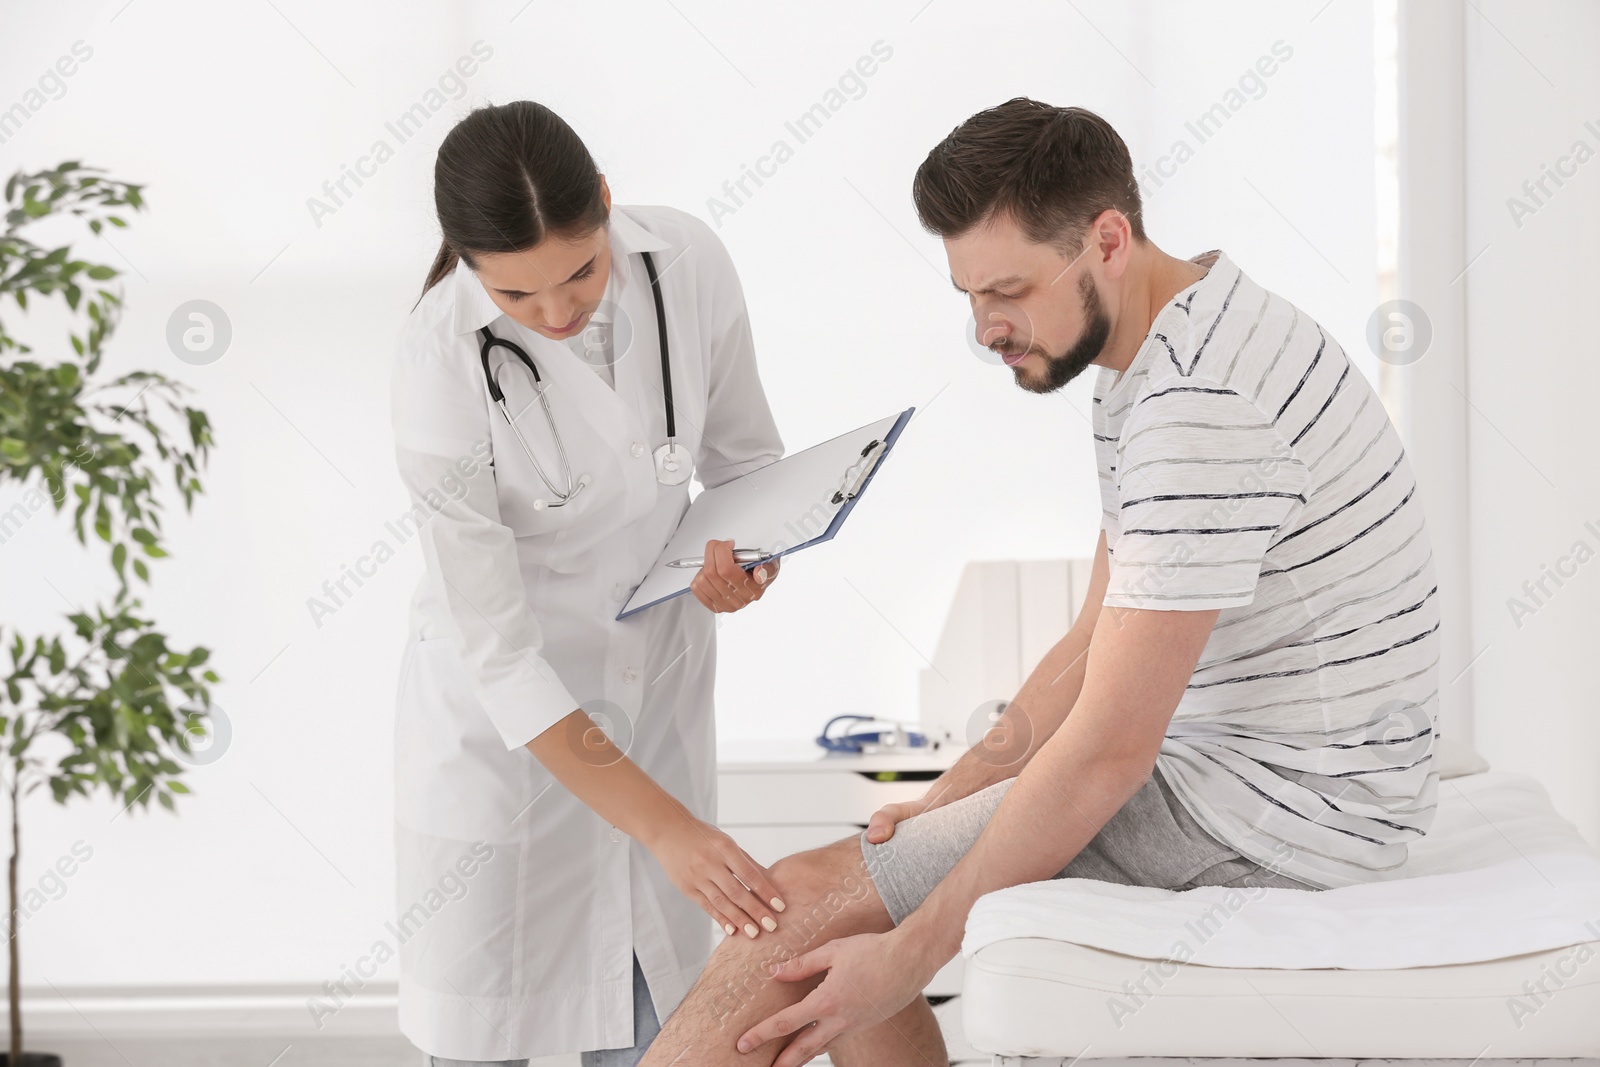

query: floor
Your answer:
[35,997,986,1066]
[30,1036,429,1067]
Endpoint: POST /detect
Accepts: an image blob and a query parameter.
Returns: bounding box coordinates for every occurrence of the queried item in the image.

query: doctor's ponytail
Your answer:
[415,100,609,307]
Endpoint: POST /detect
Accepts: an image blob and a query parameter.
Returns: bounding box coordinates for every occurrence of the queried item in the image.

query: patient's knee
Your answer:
[767,836,887,948]
[693,839,888,1035]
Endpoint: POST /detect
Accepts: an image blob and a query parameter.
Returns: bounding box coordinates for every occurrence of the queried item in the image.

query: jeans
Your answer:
[427,952,661,1067]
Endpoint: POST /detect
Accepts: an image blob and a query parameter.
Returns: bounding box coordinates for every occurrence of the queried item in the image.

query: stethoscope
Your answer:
[476,249,693,509]
[815,714,930,754]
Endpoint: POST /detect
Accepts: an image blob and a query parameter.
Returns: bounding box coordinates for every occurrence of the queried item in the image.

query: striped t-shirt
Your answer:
[1094,249,1441,890]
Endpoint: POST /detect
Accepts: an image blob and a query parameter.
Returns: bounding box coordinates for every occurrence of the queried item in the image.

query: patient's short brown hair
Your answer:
[911,98,1146,253]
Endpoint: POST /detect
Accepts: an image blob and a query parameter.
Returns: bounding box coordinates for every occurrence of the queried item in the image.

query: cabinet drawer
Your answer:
[718,771,929,825]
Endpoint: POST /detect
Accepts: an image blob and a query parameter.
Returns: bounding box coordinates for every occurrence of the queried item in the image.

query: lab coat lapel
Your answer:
[449,208,673,450]
[508,209,673,457]
[608,210,673,453]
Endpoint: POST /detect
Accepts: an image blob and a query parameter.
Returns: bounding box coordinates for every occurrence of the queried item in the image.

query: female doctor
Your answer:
[390,101,788,1066]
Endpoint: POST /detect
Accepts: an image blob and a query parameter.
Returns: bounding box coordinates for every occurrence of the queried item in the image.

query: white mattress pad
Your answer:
[961,771,1600,969]
[956,771,1600,1059]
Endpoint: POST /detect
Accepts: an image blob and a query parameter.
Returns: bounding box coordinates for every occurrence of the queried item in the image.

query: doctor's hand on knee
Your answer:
[643,812,787,940]
[690,538,779,613]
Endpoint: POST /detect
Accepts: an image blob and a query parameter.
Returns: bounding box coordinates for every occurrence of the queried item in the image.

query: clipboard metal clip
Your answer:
[831,438,886,506]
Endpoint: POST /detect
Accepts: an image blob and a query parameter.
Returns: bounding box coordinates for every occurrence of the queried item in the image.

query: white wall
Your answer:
[0,1,1380,988]
[1396,0,1474,760]
[1459,0,1600,844]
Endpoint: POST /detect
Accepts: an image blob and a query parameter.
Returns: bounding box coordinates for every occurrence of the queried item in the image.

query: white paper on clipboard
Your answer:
[617,407,914,619]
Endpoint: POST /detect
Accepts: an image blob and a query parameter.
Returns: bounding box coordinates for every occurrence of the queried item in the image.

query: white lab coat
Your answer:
[388,205,783,1060]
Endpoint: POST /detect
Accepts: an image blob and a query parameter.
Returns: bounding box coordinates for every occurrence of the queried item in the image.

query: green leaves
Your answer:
[1,323,212,594]
[2,597,222,815]
[2,163,146,368]
[0,161,217,828]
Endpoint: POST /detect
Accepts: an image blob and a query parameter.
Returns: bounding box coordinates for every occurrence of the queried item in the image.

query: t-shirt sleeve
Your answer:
[1104,381,1310,610]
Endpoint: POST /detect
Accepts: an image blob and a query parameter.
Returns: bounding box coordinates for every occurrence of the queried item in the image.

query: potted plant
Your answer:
[0,163,219,1066]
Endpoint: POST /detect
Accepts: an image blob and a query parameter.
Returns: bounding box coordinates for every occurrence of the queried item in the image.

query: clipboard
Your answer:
[618,407,915,619]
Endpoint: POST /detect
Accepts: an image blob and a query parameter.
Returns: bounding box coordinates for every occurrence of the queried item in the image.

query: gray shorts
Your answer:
[859,769,1316,925]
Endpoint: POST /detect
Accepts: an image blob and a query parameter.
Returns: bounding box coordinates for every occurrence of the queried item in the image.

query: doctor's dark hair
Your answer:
[417,100,609,305]
[911,98,1145,254]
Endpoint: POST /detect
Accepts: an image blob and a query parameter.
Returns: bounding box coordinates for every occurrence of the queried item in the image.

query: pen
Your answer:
[665,548,771,569]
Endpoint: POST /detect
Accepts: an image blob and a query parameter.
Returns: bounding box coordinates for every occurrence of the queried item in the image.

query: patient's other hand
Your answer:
[864,797,928,843]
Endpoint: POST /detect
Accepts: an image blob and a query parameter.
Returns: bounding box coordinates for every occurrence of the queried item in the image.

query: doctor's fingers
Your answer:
[727,850,787,919]
[689,569,745,613]
[707,540,765,607]
[722,850,789,928]
[690,541,740,612]
[701,888,760,942]
[690,564,757,613]
[705,867,781,939]
[736,555,780,602]
[751,556,780,591]
[701,839,784,934]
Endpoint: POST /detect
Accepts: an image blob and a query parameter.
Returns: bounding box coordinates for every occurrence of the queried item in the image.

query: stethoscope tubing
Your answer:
[640,247,676,444]
[475,249,675,507]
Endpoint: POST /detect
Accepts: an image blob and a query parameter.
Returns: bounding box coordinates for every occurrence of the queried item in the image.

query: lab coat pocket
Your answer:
[394,824,523,1001]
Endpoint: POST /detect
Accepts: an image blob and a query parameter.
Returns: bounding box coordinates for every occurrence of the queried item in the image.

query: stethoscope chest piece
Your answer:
[533,473,590,510]
[654,442,693,485]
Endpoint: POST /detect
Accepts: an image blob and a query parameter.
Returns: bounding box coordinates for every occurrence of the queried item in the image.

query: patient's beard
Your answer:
[1010,272,1112,395]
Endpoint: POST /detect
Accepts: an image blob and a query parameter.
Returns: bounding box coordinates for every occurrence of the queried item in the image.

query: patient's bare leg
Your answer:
[639,835,946,1066]
[827,995,944,1067]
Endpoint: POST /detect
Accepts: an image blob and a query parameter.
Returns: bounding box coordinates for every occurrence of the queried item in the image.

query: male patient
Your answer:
[641,97,1441,1067]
